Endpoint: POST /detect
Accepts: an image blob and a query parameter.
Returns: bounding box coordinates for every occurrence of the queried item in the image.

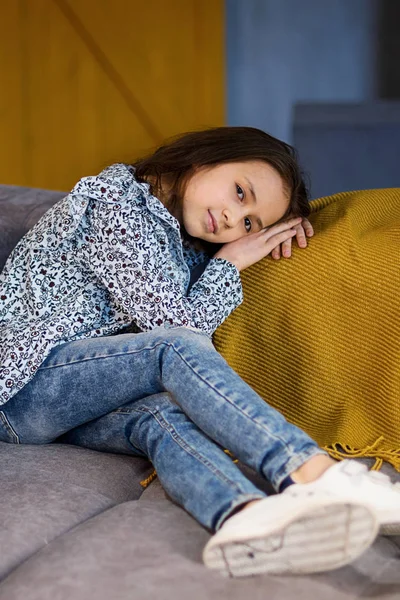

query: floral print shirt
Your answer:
[0,164,243,405]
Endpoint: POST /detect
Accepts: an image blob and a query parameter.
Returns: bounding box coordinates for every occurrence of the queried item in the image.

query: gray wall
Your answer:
[226,0,377,143]
[293,102,400,197]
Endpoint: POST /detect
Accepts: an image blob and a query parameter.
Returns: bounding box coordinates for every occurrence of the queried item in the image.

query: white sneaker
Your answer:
[287,459,400,536]
[203,492,378,577]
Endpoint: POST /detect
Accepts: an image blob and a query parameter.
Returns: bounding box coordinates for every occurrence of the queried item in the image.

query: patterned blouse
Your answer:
[0,164,243,405]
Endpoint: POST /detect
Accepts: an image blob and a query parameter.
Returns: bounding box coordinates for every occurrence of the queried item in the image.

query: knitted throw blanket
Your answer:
[213,189,400,472]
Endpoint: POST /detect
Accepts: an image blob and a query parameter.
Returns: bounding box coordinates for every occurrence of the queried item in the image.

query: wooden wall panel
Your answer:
[1,1,25,184]
[0,0,225,191]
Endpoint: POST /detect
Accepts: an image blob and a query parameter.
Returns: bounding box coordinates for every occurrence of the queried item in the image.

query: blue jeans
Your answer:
[0,327,324,530]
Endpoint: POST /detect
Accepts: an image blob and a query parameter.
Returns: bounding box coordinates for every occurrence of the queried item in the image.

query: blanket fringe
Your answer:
[324,436,400,472]
[224,448,239,463]
[140,469,158,488]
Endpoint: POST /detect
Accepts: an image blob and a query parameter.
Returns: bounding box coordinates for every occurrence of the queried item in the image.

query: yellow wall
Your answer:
[0,0,225,190]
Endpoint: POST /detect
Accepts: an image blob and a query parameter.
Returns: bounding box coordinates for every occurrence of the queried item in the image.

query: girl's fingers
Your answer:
[281,237,293,257]
[266,217,312,261]
[266,229,296,255]
[302,218,314,237]
[263,217,302,239]
[271,245,281,260]
[295,224,307,248]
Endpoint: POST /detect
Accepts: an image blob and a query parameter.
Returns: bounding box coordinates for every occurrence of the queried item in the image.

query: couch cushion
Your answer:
[0,480,399,600]
[0,442,153,580]
[0,185,64,271]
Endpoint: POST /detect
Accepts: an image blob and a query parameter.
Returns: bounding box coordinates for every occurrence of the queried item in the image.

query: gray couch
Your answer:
[0,184,399,600]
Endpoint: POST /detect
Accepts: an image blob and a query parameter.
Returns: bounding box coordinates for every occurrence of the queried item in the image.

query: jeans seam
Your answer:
[40,337,296,461]
[0,411,20,443]
[38,347,166,370]
[167,341,296,458]
[132,406,246,494]
[38,331,209,371]
[39,332,304,478]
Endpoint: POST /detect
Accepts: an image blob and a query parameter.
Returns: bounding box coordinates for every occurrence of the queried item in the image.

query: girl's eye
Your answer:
[236,184,244,201]
[244,217,252,233]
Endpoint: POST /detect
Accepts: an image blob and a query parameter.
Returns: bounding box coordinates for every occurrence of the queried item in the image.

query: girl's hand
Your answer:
[271,217,314,260]
[213,217,303,272]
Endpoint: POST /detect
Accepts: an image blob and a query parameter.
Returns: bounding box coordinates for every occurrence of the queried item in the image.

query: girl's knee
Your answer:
[161,326,212,350]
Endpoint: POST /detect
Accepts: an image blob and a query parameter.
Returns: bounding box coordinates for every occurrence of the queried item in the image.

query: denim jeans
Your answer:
[0,327,324,530]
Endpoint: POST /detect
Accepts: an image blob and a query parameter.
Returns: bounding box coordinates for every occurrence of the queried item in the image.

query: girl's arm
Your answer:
[79,165,244,337]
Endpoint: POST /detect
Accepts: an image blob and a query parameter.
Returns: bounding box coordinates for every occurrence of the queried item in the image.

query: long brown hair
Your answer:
[133,126,309,252]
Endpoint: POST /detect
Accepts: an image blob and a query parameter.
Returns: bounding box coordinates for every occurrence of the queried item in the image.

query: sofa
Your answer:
[0,183,399,600]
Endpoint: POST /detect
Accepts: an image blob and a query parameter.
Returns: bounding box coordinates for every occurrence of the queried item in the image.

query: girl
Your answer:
[0,127,399,579]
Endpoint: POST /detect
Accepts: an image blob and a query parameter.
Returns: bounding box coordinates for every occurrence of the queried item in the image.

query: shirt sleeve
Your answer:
[82,167,243,336]
[97,253,243,337]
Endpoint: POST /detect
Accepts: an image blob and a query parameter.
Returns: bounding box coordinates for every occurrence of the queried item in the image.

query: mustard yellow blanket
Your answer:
[213,189,400,471]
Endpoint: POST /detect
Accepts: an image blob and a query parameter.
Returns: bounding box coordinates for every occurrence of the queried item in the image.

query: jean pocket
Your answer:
[0,411,20,443]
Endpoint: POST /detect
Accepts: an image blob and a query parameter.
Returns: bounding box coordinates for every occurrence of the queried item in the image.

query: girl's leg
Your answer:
[53,394,380,579]
[0,326,323,493]
[0,327,380,576]
[56,392,266,531]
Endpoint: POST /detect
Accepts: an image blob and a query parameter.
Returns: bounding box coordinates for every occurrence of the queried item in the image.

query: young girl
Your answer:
[1,127,399,578]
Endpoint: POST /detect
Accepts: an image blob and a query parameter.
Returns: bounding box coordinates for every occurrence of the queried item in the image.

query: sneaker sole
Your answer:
[204,503,378,577]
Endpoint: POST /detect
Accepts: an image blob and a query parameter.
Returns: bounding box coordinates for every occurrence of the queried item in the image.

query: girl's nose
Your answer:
[222,207,242,228]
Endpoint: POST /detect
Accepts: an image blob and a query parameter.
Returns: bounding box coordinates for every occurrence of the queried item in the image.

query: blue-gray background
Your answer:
[226,0,400,198]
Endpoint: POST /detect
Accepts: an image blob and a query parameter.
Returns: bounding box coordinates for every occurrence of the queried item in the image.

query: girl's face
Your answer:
[181,160,290,243]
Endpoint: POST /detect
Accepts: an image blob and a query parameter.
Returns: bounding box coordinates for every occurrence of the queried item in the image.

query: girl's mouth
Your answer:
[207,210,218,234]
